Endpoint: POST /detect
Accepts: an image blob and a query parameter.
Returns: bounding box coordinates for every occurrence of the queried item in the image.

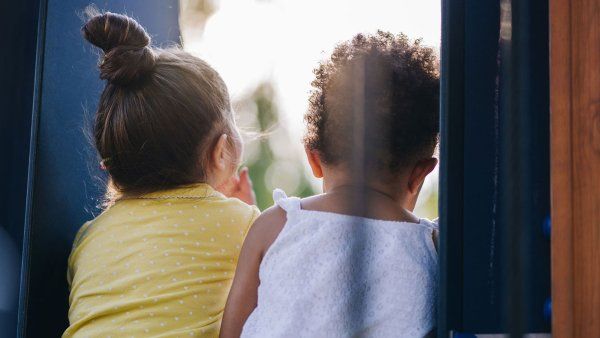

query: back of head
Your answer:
[82,11,235,198]
[305,31,439,175]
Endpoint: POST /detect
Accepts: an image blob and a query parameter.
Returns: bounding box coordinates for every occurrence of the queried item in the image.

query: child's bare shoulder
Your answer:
[245,205,288,257]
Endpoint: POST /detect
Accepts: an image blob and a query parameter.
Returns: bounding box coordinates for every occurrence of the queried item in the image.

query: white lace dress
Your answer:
[241,190,438,338]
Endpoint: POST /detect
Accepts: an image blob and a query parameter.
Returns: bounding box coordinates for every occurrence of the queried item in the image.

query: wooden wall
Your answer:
[550,0,600,336]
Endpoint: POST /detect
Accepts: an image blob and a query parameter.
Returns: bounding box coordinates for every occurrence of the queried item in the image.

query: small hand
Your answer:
[216,167,257,206]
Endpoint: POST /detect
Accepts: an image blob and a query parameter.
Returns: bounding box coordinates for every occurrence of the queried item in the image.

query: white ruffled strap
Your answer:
[273,189,301,212]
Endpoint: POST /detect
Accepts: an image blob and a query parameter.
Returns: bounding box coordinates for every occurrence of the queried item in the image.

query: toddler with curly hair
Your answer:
[221,32,440,338]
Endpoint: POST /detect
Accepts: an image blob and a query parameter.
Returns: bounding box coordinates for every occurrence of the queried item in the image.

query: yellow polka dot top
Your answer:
[63,184,259,338]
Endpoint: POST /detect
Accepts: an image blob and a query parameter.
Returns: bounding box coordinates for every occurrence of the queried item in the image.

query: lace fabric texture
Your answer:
[242,189,438,338]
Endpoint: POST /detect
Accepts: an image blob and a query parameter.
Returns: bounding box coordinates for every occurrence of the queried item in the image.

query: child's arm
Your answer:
[220,206,287,338]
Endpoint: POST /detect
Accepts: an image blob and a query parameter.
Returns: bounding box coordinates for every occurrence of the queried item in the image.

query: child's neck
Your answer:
[315,177,418,223]
[322,175,411,210]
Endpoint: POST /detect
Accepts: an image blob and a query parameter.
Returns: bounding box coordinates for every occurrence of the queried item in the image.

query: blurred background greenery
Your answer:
[179,0,439,218]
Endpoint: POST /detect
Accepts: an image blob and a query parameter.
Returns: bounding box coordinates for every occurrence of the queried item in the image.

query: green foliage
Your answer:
[237,84,316,211]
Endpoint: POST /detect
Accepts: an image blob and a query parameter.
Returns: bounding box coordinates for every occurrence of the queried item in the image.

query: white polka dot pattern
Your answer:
[64,184,259,338]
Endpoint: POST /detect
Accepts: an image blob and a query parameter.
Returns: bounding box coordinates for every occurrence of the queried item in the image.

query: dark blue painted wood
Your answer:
[19,1,180,336]
[500,0,551,334]
[440,0,550,335]
[438,0,465,335]
[0,1,42,337]
[462,0,503,332]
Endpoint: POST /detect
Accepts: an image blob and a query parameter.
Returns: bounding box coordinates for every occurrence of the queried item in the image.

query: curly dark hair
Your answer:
[304,31,439,173]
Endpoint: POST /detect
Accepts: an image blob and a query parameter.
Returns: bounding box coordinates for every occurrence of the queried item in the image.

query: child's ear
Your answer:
[407,157,438,195]
[212,134,229,172]
[304,146,324,178]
